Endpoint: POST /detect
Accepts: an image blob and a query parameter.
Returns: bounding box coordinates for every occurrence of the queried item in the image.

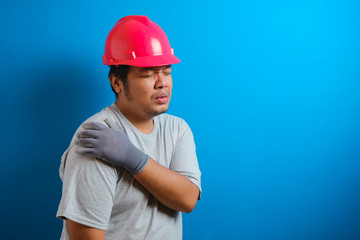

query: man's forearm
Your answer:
[134,157,199,213]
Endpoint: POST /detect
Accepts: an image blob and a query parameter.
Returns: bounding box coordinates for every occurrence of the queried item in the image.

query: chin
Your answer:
[149,105,169,117]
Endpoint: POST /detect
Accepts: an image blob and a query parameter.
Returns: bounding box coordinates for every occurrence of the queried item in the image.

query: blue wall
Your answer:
[1,0,359,239]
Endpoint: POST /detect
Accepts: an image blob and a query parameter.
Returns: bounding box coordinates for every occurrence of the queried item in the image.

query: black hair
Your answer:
[108,65,131,98]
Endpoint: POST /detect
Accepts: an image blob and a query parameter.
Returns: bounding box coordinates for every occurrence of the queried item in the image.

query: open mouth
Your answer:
[155,95,169,104]
[154,92,170,104]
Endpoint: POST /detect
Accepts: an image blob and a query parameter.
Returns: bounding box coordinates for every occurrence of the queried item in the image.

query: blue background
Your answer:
[1,0,359,239]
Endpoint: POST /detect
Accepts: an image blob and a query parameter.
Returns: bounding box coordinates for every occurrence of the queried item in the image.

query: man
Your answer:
[56,15,201,239]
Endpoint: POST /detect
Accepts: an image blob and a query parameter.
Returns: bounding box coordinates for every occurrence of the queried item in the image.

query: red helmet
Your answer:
[103,15,180,67]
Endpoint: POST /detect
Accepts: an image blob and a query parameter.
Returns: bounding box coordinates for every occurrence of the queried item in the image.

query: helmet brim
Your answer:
[103,54,180,67]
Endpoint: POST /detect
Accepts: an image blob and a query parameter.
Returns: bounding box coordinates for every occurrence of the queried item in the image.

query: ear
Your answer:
[109,75,124,95]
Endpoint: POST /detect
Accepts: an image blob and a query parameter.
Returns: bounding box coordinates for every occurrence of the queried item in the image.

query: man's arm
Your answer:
[57,142,118,239]
[134,157,200,213]
[67,219,105,240]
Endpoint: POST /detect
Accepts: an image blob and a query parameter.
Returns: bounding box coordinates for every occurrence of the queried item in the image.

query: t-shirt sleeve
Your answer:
[169,120,202,197]
[56,141,118,230]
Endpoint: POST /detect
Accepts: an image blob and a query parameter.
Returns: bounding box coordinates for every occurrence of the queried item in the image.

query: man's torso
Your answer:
[57,104,201,239]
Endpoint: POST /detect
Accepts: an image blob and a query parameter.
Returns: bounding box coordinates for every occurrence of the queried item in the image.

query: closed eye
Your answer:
[162,72,171,76]
[139,72,155,78]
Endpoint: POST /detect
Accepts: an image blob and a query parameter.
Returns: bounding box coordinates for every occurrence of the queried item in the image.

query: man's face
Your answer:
[120,65,173,119]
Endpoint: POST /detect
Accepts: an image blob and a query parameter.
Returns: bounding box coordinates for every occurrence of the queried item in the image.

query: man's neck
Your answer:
[115,102,154,135]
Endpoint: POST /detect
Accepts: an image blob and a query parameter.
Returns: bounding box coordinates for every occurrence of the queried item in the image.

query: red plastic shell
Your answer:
[103,15,180,67]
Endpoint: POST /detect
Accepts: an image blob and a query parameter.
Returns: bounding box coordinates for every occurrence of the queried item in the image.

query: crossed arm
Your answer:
[67,157,200,239]
[134,157,200,213]
[66,121,200,239]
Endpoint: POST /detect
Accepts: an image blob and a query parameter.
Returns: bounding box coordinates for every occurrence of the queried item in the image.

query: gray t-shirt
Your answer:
[56,104,201,240]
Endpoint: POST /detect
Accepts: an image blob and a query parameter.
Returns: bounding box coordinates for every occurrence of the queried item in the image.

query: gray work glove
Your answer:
[76,120,149,175]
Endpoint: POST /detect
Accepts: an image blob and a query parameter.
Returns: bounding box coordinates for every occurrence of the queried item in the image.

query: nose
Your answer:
[154,72,167,89]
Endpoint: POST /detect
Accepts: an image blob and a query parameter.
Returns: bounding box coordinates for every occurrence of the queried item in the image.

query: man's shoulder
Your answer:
[60,105,118,179]
[67,105,116,143]
[156,113,192,134]
[157,113,186,125]
[158,112,186,121]
[75,105,120,131]
[83,105,116,123]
